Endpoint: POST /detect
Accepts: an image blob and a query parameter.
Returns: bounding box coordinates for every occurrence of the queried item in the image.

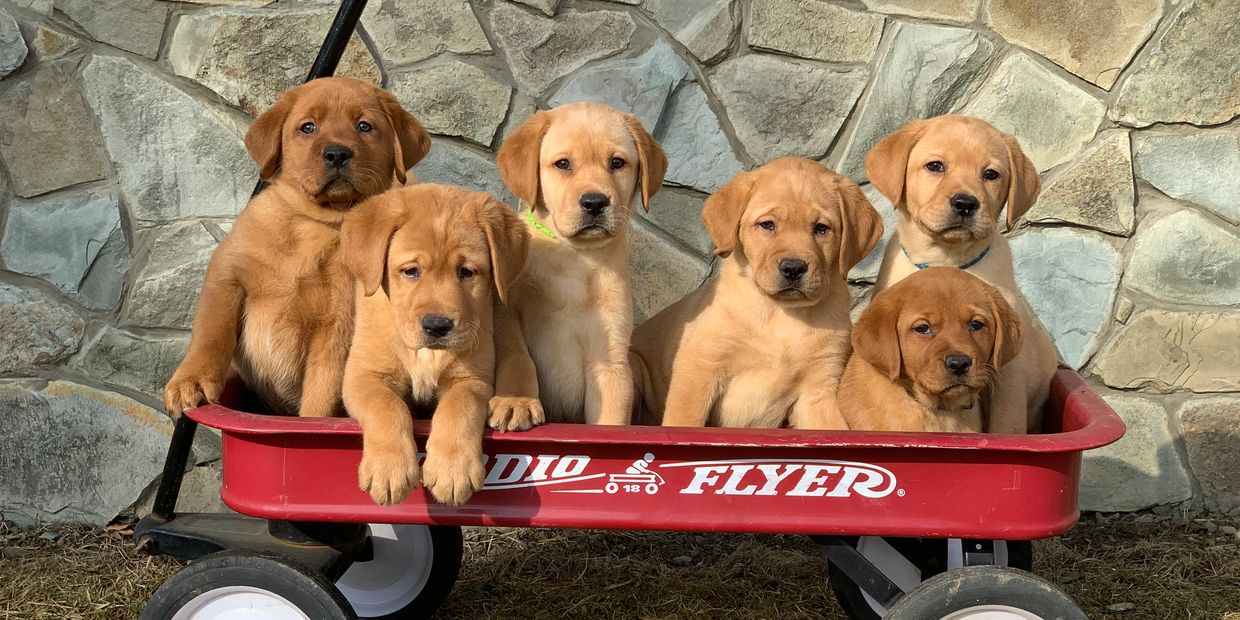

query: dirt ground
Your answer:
[1,513,1237,620]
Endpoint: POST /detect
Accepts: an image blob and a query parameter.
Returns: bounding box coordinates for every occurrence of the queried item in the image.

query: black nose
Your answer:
[950,193,979,217]
[421,315,454,339]
[945,354,973,376]
[779,259,808,280]
[579,193,610,216]
[323,144,353,169]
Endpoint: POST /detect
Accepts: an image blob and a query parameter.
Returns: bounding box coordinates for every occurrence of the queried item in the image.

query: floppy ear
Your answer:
[702,171,754,258]
[497,111,551,208]
[341,194,404,297]
[245,91,296,180]
[852,290,903,381]
[623,114,668,212]
[987,287,1024,369]
[1001,133,1040,229]
[834,178,885,277]
[478,197,529,304]
[864,120,926,207]
[378,91,431,185]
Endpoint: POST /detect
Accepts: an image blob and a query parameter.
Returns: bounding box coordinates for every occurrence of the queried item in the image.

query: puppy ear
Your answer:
[852,290,903,381]
[834,178,884,277]
[624,114,668,212]
[987,287,1024,369]
[702,171,754,258]
[864,120,926,206]
[341,194,404,297]
[379,91,431,185]
[245,91,295,180]
[1001,133,1041,229]
[497,111,551,208]
[478,197,529,304]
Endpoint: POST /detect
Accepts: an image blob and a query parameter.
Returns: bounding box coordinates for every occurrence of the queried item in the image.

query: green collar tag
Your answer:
[524,209,557,240]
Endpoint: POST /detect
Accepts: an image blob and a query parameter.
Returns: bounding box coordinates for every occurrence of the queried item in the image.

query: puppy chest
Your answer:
[405,349,451,404]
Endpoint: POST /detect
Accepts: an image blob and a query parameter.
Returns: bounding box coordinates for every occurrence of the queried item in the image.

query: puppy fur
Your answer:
[341,184,528,506]
[839,267,1023,433]
[164,77,429,418]
[867,114,1059,434]
[631,158,883,429]
[490,102,668,429]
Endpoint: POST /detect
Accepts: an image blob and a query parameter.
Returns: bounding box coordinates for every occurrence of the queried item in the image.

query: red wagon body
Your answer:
[188,368,1122,541]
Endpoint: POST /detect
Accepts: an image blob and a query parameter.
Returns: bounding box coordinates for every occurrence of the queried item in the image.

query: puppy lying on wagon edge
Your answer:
[164,77,429,418]
[341,184,528,506]
[839,268,1022,433]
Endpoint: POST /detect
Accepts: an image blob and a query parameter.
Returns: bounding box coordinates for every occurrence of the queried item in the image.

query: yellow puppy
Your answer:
[631,158,882,429]
[866,115,1059,434]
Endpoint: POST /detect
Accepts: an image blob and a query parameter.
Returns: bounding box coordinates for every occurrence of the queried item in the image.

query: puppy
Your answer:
[341,184,528,506]
[866,115,1059,434]
[489,102,667,429]
[164,77,429,417]
[839,268,1022,433]
[631,158,883,429]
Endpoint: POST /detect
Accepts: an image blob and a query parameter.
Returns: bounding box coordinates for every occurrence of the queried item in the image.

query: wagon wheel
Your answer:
[141,550,356,620]
[884,565,1086,620]
[825,537,1033,620]
[334,524,463,619]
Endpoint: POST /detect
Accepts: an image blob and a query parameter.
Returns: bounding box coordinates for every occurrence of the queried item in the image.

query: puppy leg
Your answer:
[985,360,1029,435]
[660,371,720,427]
[489,305,544,431]
[297,323,349,418]
[164,255,243,416]
[790,387,849,430]
[346,370,421,505]
[423,377,489,506]
[584,361,634,426]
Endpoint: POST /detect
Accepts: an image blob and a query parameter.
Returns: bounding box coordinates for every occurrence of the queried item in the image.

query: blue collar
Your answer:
[903,245,991,271]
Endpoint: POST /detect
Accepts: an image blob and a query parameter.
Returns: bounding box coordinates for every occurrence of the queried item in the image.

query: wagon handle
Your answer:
[149,0,371,524]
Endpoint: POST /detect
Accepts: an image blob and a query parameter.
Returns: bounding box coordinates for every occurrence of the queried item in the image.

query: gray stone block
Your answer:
[1026,132,1135,235]
[389,60,511,148]
[1094,310,1240,393]
[124,222,220,330]
[0,284,85,376]
[72,328,189,397]
[1178,396,1240,514]
[655,83,743,193]
[362,0,489,67]
[1133,128,1240,223]
[550,41,690,132]
[1124,210,1240,306]
[54,0,167,59]
[748,0,883,64]
[0,8,27,79]
[1079,393,1192,512]
[487,4,634,96]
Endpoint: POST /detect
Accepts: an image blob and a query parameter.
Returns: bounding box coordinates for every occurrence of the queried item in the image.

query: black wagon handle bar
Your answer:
[151,0,370,524]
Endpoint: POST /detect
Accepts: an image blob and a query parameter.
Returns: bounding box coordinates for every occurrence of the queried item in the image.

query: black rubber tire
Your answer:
[341,525,463,619]
[827,538,1033,620]
[141,550,356,620]
[885,565,1087,620]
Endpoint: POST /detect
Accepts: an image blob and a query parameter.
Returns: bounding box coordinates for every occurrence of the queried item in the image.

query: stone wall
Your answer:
[0,0,1236,524]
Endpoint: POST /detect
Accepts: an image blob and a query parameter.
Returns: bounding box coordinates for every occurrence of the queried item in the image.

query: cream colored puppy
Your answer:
[867,115,1059,434]
[631,158,882,429]
[489,102,667,428]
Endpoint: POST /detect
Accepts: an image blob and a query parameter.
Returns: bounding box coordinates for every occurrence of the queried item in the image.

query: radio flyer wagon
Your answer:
[131,3,1126,618]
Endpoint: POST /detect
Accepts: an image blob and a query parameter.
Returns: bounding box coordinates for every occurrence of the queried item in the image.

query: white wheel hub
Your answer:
[942,604,1045,620]
[335,524,435,618]
[171,586,310,620]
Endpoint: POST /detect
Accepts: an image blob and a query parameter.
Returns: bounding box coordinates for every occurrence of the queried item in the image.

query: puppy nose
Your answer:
[950,193,979,217]
[779,259,808,280]
[945,353,973,376]
[421,315,454,339]
[323,144,353,169]
[579,192,610,216]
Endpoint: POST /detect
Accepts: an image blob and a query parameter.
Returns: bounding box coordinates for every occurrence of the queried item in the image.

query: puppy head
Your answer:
[865,115,1039,243]
[245,77,431,206]
[341,184,528,352]
[497,102,667,247]
[703,158,882,306]
[853,267,1022,404]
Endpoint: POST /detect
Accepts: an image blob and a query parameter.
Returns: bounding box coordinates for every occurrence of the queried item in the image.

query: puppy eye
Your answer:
[299,122,317,134]
[357,121,373,133]
[401,266,421,279]
[813,223,830,236]
[554,159,571,171]
[924,161,944,173]
[458,267,475,280]
[982,169,1000,181]
[913,323,932,335]
[758,220,776,232]
[610,157,626,170]
[969,319,986,331]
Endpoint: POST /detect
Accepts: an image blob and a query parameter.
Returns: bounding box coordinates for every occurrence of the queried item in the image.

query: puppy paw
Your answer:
[163,373,223,417]
[422,448,486,506]
[488,396,545,431]
[358,439,421,505]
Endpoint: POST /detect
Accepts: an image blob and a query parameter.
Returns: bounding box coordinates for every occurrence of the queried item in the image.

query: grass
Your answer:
[1,514,1237,619]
